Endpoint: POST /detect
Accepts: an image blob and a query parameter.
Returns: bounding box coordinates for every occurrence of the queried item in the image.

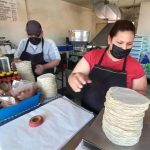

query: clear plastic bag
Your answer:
[11,80,38,100]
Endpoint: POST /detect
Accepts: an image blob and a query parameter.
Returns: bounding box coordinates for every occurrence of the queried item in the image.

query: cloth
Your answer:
[0,97,94,150]
[84,49,145,88]
[14,38,61,62]
[82,50,127,114]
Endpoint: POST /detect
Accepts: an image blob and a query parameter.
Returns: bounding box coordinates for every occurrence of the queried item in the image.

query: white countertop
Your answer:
[0,96,94,150]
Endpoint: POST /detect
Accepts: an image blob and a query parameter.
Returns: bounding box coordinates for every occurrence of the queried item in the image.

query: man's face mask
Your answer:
[29,37,41,45]
[110,44,131,59]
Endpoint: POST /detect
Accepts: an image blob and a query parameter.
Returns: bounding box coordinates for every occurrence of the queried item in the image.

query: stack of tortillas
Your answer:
[37,73,57,99]
[15,61,35,82]
[102,87,150,146]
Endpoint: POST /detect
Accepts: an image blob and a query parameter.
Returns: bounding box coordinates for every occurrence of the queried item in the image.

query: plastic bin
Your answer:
[57,45,73,52]
[0,92,41,122]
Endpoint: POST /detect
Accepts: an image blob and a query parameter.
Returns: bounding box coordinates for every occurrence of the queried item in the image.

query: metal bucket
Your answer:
[69,30,90,42]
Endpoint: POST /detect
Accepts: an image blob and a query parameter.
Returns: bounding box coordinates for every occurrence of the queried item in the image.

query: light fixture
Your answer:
[94,0,121,21]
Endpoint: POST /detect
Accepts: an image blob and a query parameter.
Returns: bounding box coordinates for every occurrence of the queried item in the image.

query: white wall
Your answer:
[137,1,150,48]
[0,0,97,45]
[137,1,150,35]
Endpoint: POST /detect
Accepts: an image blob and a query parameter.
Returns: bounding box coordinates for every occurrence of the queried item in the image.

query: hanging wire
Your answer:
[132,0,136,22]
[133,0,136,9]
[25,0,29,20]
[117,0,120,19]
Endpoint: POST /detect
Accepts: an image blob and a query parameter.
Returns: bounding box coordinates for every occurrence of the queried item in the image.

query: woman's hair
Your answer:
[109,20,135,38]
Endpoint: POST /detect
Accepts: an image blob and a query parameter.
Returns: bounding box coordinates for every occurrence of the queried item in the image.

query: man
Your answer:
[14,20,61,77]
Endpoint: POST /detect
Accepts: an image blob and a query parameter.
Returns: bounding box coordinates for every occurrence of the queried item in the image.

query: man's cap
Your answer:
[26,20,42,36]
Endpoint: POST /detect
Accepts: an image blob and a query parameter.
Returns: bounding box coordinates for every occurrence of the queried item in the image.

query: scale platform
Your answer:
[82,109,150,150]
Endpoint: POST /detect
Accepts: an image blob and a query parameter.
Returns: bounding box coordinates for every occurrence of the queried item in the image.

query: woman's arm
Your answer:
[68,58,92,92]
[132,75,147,95]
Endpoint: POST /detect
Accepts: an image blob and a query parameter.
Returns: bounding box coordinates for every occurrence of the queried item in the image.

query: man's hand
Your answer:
[35,64,45,75]
[11,58,22,70]
[68,72,92,92]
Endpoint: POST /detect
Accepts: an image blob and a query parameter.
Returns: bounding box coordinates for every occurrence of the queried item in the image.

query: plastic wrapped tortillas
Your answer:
[15,61,35,82]
[37,73,57,99]
[102,87,150,146]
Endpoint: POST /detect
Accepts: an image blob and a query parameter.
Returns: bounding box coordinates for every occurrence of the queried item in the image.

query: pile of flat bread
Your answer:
[102,87,150,146]
[37,73,57,99]
[15,61,35,82]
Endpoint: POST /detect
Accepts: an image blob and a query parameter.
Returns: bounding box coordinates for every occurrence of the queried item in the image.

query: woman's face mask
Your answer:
[110,44,131,59]
[108,31,134,59]
[29,37,41,45]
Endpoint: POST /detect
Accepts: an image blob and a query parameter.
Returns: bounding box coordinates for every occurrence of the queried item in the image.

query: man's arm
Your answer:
[43,59,60,69]
[14,39,26,59]
[35,60,60,75]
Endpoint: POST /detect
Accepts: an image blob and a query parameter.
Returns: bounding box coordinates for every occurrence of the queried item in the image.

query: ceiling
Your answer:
[62,0,147,8]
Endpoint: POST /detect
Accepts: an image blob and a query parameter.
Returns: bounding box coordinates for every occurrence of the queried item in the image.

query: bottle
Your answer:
[13,71,21,80]
[0,73,3,83]
[6,72,11,82]
[1,72,6,82]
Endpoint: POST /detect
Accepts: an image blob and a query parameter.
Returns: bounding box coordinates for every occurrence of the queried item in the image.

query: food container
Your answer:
[69,30,90,42]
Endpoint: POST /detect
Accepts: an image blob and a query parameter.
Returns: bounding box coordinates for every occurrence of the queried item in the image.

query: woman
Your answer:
[68,20,147,114]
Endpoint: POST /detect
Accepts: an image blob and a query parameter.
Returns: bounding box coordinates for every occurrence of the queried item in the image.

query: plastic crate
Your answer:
[0,92,41,122]
[57,45,73,52]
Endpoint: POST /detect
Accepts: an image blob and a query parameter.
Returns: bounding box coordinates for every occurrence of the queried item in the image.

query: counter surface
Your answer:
[63,108,150,150]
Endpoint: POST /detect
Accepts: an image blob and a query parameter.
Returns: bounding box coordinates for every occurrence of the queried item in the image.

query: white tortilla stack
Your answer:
[37,73,57,99]
[15,61,35,82]
[102,87,150,146]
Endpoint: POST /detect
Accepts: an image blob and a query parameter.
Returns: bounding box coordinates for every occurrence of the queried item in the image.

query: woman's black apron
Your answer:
[20,38,54,78]
[82,50,127,114]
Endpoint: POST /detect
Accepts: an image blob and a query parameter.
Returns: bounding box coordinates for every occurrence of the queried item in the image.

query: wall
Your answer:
[26,0,96,45]
[0,0,97,45]
[0,0,27,45]
[137,1,150,49]
[137,1,150,35]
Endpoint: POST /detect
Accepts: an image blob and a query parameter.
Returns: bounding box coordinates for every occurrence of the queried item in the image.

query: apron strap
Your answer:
[97,49,107,66]
[41,38,44,49]
[24,39,30,52]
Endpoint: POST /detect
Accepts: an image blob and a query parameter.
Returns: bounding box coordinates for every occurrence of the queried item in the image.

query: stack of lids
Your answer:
[15,61,35,82]
[102,87,150,146]
[37,73,57,99]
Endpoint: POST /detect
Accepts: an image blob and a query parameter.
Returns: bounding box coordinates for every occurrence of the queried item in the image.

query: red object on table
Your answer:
[29,115,44,127]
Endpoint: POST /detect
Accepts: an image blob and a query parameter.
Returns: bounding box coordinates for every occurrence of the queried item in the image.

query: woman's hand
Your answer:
[68,72,92,92]
[16,88,35,101]
[0,100,12,108]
